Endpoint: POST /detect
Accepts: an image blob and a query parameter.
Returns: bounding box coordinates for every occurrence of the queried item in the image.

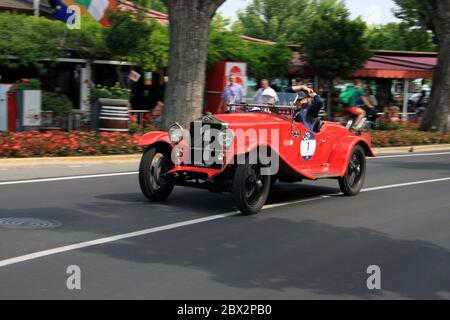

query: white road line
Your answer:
[361,177,450,192]
[0,151,449,186]
[0,172,138,186]
[374,152,450,159]
[0,176,449,268]
[0,212,238,268]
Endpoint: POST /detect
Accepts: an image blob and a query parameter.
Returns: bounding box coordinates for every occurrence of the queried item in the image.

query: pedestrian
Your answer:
[152,101,164,124]
[221,75,244,113]
[365,86,378,109]
[253,79,278,104]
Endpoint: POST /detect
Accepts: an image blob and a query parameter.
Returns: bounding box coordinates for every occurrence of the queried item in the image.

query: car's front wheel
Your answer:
[339,145,366,196]
[233,163,271,215]
[139,147,174,201]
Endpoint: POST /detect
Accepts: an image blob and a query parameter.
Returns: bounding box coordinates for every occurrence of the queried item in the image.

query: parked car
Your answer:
[138,93,375,215]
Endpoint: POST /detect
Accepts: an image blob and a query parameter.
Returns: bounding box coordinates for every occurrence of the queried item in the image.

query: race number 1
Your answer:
[301,132,316,161]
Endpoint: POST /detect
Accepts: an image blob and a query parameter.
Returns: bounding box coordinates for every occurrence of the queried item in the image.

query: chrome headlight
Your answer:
[168,123,184,144]
[219,129,235,149]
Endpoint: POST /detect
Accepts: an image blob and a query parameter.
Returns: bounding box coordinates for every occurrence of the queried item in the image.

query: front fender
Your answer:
[138,131,172,147]
[328,135,376,177]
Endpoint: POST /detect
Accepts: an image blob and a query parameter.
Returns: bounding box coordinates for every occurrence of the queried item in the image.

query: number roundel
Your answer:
[300,132,317,161]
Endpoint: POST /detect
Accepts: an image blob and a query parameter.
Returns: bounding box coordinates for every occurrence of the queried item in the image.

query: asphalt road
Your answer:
[0,152,449,300]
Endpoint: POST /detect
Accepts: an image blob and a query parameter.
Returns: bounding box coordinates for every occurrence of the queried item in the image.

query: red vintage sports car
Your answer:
[138,93,375,215]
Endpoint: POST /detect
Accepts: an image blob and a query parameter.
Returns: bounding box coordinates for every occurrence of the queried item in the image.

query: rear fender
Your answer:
[328,135,376,177]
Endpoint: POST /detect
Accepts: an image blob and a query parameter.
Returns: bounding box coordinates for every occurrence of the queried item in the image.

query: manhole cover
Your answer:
[0,218,62,230]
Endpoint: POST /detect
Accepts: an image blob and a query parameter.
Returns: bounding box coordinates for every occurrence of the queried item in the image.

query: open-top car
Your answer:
[138,93,375,215]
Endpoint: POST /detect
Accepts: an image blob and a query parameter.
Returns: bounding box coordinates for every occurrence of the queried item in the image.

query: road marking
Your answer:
[0,176,449,268]
[0,212,238,268]
[374,151,450,159]
[0,151,449,186]
[0,172,138,186]
[361,177,450,192]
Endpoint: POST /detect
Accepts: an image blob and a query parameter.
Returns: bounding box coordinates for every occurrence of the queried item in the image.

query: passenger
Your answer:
[287,85,324,132]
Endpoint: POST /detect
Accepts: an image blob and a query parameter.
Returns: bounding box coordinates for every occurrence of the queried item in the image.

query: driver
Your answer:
[287,85,324,132]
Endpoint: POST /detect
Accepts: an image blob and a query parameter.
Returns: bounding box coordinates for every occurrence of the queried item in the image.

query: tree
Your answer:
[104,11,169,70]
[365,22,436,52]
[161,0,225,129]
[300,0,371,117]
[237,0,310,42]
[0,12,64,70]
[208,15,291,80]
[128,0,168,12]
[394,0,450,132]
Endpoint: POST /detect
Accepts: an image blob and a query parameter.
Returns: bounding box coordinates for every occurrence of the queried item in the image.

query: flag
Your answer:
[128,70,142,82]
[49,0,116,27]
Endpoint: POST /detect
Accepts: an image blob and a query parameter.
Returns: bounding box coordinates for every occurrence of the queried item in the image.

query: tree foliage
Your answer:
[128,0,167,13]
[0,13,64,70]
[300,0,371,79]
[104,11,169,69]
[208,15,291,80]
[393,0,427,26]
[365,22,436,52]
[237,0,310,42]
[0,11,168,71]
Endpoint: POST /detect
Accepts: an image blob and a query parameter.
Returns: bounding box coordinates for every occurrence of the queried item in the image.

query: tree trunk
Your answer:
[420,0,450,132]
[161,0,225,130]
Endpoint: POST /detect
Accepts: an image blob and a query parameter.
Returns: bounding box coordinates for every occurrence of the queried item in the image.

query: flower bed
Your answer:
[370,128,450,147]
[0,131,143,158]
[1,129,449,158]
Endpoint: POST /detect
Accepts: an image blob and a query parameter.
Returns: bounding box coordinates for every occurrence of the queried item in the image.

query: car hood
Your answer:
[212,113,290,130]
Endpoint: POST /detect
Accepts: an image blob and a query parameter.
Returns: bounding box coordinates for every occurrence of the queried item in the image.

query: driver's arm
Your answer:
[309,94,323,118]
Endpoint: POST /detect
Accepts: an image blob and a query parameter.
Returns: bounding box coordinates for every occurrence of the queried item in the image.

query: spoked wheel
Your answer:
[139,147,174,201]
[339,145,366,196]
[233,163,271,215]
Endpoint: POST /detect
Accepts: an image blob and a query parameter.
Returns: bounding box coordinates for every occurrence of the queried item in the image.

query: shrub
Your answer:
[89,83,131,102]
[42,91,74,121]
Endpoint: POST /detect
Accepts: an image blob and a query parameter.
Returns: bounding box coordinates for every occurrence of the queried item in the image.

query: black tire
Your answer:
[339,145,366,196]
[139,147,174,201]
[270,176,278,187]
[233,163,271,215]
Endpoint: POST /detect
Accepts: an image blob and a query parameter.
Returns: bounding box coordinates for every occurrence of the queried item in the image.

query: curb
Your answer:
[0,154,142,167]
[1,144,449,167]
[374,144,450,155]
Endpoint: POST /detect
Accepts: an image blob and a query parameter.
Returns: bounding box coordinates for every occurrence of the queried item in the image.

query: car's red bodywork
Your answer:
[139,112,375,182]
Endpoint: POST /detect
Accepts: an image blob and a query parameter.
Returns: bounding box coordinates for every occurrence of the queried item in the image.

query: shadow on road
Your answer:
[78,216,450,299]
[2,183,450,299]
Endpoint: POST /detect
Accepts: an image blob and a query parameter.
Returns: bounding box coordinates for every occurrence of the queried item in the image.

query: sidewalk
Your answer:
[1,144,450,167]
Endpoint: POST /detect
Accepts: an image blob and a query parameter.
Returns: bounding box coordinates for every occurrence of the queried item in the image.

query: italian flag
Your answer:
[71,0,116,26]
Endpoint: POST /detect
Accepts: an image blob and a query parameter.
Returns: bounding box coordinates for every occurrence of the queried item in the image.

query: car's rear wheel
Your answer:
[339,145,366,196]
[233,163,271,215]
[139,147,174,201]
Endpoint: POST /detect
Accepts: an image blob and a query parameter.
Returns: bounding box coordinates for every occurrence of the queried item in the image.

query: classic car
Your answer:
[138,93,375,215]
